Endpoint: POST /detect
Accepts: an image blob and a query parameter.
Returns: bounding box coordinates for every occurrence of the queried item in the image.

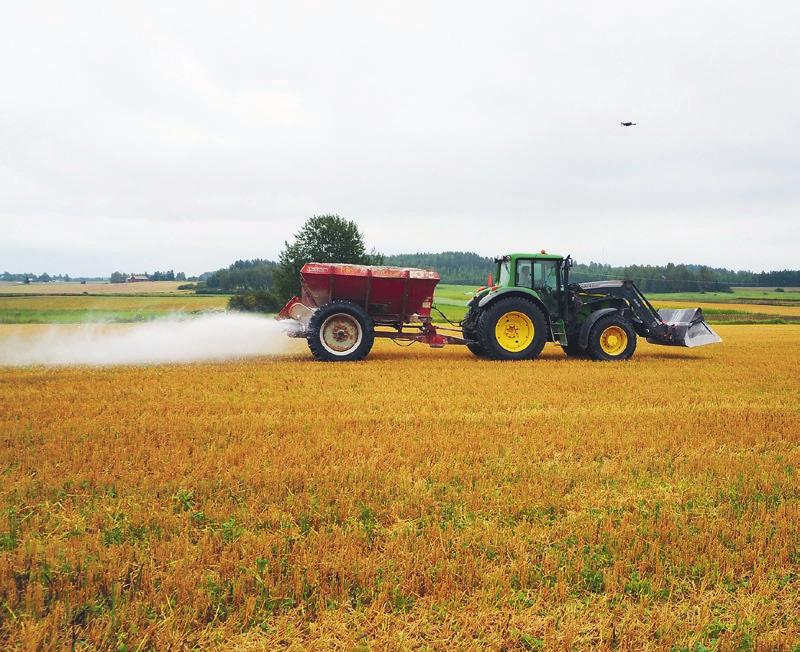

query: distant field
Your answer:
[733,286,800,293]
[0,281,193,295]
[0,295,228,324]
[4,283,798,325]
[647,290,800,304]
[654,301,800,319]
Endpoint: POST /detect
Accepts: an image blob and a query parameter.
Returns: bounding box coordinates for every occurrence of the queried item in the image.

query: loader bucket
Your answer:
[647,308,722,348]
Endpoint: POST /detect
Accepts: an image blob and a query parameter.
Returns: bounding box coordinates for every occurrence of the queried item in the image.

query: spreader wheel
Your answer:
[587,315,637,361]
[307,300,374,361]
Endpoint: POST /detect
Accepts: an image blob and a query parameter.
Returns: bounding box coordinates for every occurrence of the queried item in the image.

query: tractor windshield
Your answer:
[536,261,559,291]
[498,259,511,286]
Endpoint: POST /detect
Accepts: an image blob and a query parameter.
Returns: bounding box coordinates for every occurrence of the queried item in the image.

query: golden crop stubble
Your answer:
[0,325,798,650]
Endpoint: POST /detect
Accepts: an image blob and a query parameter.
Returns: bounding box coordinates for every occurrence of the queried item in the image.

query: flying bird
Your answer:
[620,121,637,127]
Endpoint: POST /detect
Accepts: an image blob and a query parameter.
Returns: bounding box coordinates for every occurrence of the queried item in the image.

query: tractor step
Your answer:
[550,319,568,346]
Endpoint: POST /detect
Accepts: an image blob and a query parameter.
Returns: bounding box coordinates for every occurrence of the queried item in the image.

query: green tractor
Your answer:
[461,252,722,361]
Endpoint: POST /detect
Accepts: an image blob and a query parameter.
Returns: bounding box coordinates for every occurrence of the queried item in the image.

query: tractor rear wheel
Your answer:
[462,312,487,357]
[307,300,375,361]
[587,315,637,361]
[477,297,547,361]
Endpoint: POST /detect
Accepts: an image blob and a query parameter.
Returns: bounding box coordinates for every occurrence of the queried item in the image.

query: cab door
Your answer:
[532,260,561,317]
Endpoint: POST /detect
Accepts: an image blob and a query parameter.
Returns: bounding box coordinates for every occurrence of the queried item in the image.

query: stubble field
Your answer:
[1,326,799,650]
[0,281,194,295]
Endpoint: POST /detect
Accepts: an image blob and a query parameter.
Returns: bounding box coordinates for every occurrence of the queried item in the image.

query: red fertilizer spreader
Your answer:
[277,263,466,360]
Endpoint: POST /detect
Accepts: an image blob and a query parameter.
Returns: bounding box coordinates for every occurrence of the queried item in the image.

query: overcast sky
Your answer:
[2,1,798,276]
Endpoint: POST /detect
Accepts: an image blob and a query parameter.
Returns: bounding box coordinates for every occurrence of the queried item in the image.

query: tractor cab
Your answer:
[494,252,571,319]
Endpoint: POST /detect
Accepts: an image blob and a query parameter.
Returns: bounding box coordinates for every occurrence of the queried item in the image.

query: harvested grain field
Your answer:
[0,295,228,324]
[0,281,193,295]
[0,326,798,649]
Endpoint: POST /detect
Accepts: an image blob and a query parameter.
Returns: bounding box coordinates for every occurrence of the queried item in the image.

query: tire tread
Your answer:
[307,300,375,362]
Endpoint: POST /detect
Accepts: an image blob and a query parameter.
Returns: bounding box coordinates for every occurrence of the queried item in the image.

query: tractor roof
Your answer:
[505,252,564,261]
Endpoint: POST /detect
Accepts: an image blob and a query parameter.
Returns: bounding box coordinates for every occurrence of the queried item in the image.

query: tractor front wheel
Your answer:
[587,315,637,361]
[307,300,375,361]
[477,297,547,361]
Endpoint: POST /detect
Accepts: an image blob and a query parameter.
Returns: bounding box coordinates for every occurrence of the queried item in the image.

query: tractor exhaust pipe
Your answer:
[647,308,722,348]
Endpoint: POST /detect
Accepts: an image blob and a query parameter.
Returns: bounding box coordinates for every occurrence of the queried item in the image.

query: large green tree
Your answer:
[275,215,381,299]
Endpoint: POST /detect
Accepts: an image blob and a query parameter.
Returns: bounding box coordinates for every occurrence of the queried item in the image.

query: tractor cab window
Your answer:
[515,260,532,288]
[532,261,560,292]
[539,262,559,291]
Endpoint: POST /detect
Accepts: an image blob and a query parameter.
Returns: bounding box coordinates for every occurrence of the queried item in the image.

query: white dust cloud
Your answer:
[0,313,297,366]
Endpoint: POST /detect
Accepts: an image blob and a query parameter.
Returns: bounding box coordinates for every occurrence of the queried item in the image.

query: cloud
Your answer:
[1,0,798,275]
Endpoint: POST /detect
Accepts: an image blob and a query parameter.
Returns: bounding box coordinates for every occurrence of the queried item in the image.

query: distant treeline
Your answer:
[383,252,495,285]
[199,259,282,310]
[9,251,797,294]
[570,262,737,293]
[202,259,277,293]
[381,252,800,292]
[198,254,487,296]
[566,262,799,292]
[199,252,800,295]
[0,272,103,283]
[109,270,188,283]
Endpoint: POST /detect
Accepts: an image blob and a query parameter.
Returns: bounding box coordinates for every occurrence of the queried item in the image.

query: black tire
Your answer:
[462,307,487,357]
[307,300,374,361]
[587,315,637,361]
[563,343,589,358]
[476,297,548,361]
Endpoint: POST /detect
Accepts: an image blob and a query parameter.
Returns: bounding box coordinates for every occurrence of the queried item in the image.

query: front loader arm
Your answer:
[575,280,721,348]
[575,280,668,338]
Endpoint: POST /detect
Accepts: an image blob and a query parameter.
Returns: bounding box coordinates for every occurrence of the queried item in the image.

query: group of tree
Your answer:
[383,252,495,285]
[219,215,383,313]
[273,215,383,299]
[568,261,800,292]
[204,259,277,293]
[213,213,800,315]
[569,261,733,293]
[379,252,800,292]
[1,272,74,283]
[109,270,187,283]
[756,269,800,287]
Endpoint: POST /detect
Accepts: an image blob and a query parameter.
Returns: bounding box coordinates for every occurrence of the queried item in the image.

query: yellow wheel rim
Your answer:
[599,325,628,356]
[495,311,535,352]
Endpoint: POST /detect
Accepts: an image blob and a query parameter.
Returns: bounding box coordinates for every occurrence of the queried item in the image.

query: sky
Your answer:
[1,1,798,276]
